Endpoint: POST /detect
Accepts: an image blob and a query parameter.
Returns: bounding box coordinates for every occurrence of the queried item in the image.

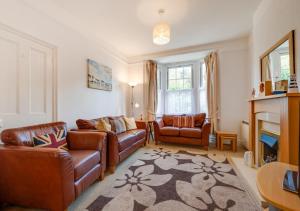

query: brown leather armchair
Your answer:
[76,116,147,173]
[154,114,211,150]
[0,122,107,211]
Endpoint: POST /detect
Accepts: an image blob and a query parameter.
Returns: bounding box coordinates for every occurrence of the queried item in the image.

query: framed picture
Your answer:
[87,59,112,91]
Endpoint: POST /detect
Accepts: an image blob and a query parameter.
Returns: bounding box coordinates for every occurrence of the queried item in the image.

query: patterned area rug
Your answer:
[87,148,259,211]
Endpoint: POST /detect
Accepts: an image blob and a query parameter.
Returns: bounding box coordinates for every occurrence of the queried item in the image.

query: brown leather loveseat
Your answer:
[154,114,211,150]
[76,116,147,172]
[0,122,107,211]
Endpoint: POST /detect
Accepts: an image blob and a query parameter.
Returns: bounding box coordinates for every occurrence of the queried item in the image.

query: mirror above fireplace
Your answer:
[260,30,295,92]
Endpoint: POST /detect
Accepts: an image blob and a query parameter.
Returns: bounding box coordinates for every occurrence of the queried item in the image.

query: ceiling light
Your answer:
[153,9,170,45]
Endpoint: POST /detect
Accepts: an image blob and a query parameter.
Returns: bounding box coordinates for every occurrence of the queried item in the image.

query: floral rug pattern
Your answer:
[87,148,259,211]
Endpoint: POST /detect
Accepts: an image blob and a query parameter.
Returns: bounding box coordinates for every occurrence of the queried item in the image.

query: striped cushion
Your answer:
[181,116,195,128]
[33,128,68,151]
[173,116,182,127]
[173,115,194,128]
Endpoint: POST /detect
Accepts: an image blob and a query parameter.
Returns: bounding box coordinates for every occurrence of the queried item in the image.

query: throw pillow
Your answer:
[95,119,112,132]
[173,116,182,128]
[181,115,195,128]
[110,118,126,134]
[33,128,68,151]
[123,117,137,130]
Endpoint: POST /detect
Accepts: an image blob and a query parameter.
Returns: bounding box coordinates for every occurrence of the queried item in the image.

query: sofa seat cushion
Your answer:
[69,150,100,180]
[128,129,146,140]
[160,127,179,136]
[117,132,137,152]
[180,128,202,139]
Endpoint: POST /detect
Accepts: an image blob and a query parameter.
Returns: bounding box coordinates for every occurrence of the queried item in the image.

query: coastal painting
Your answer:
[87,59,112,91]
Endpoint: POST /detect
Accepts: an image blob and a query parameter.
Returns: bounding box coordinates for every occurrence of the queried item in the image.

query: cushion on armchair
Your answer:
[33,128,68,150]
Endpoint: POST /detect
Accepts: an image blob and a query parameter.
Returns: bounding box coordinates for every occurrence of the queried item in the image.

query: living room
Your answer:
[0,0,299,210]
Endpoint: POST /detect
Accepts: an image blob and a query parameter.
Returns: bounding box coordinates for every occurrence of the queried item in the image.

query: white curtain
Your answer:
[166,90,193,114]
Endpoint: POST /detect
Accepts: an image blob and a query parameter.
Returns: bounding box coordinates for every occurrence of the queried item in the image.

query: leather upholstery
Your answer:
[69,150,100,180]
[154,114,211,149]
[159,127,180,136]
[117,132,136,152]
[76,116,147,173]
[0,122,107,211]
[180,128,202,138]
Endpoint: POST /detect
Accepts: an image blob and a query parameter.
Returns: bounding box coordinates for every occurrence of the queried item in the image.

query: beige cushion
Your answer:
[95,119,111,132]
[123,117,137,130]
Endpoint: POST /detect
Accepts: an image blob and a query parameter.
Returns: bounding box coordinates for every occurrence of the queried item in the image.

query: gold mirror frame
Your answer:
[260,30,295,82]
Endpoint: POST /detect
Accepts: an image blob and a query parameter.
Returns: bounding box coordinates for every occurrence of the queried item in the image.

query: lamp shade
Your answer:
[153,22,171,45]
[128,81,138,87]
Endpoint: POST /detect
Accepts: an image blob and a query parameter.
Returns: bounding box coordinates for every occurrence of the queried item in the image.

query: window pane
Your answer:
[176,67,184,79]
[168,68,176,79]
[168,79,176,90]
[177,79,184,90]
[183,79,192,89]
[183,66,192,78]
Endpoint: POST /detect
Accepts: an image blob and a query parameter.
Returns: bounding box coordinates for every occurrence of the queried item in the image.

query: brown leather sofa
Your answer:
[153,114,211,150]
[0,122,107,211]
[76,116,147,173]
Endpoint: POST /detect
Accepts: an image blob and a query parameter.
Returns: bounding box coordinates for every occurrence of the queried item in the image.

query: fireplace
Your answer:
[259,133,279,165]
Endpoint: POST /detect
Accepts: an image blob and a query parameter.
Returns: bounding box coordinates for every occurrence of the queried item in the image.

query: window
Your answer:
[167,65,192,90]
[157,61,207,115]
[280,54,290,80]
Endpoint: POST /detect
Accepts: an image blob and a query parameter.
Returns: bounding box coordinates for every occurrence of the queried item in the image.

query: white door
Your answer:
[0,27,55,131]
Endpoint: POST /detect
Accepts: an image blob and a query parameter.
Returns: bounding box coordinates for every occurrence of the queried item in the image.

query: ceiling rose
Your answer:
[153,9,171,45]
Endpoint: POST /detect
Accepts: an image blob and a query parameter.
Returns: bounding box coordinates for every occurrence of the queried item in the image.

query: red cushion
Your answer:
[160,127,180,136]
[180,128,202,139]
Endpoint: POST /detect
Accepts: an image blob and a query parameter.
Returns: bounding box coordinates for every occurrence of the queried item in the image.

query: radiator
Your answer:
[240,120,249,150]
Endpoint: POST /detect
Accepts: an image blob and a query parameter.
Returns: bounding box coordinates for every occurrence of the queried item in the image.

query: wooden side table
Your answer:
[257,162,300,210]
[216,131,237,152]
[136,120,154,144]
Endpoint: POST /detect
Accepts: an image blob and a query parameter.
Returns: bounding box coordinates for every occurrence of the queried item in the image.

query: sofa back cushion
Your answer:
[1,122,67,147]
[76,117,110,130]
[162,115,175,126]
[194,113,206,127]
[76,119,98,129]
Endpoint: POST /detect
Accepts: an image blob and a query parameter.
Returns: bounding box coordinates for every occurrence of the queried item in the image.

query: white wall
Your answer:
[129,38,250,141]
[0,0,128,128]
[250,0,300,88]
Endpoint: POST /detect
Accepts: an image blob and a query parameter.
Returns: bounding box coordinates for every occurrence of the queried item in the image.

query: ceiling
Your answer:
[22,0,261,59]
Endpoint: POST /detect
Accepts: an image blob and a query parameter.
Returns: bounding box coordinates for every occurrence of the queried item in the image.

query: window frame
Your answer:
[166,64,194,92]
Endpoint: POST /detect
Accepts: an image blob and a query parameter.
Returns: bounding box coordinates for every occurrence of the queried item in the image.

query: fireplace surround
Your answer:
[249,93,300,167]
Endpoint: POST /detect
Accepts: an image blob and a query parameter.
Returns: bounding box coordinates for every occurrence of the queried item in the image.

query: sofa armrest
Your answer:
[0,146,75,210]
[153,119,164,144]
[67,131,107,151]
[106,131,119,173]
[201,120,211,147]
[67,131,107,173]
